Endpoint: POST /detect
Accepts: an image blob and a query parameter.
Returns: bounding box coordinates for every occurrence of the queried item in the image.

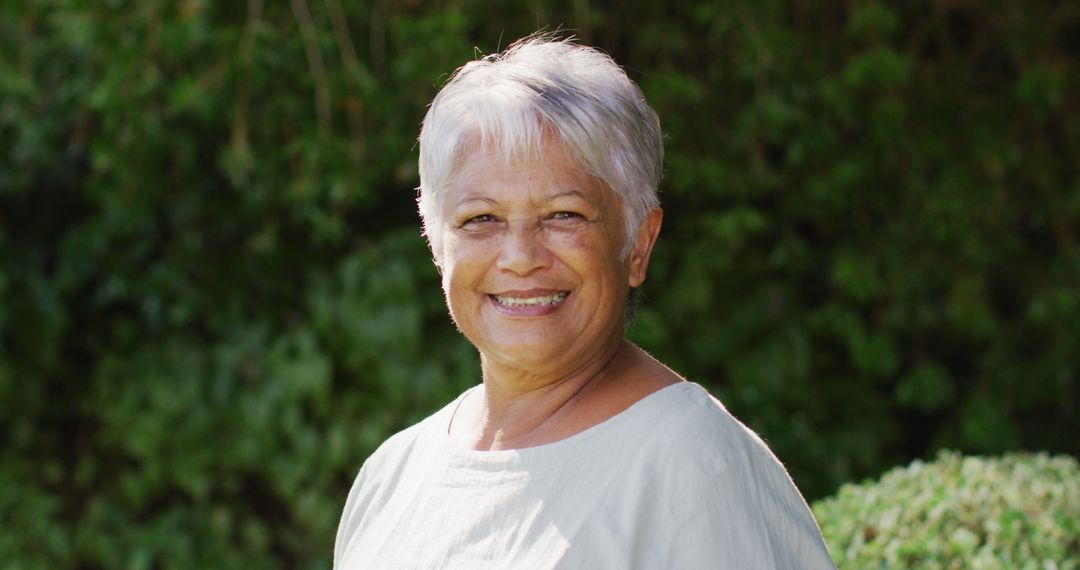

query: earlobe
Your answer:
[628,208,663,288]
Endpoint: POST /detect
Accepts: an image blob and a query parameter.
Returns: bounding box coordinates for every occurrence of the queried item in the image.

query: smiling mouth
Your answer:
[491,292,569,307]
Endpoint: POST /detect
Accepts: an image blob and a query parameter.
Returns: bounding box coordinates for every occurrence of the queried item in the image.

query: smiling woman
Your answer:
[439,135,650,398]
[333,35,836,569]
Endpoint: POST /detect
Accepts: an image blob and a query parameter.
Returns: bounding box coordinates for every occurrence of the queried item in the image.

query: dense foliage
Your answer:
[812,451,1080,568]
[1,0,1076,567]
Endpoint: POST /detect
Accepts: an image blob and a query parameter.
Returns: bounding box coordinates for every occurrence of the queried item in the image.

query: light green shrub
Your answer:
[813,451,1080,569]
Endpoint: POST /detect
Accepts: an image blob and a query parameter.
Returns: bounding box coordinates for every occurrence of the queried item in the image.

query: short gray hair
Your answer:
[417,35,663,261]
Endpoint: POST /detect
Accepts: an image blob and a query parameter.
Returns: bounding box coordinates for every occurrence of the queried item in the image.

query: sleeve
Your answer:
[332,461,371,570]
[645,426,837,569]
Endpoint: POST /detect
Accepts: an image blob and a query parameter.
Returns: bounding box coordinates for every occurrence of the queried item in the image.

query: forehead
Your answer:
[447,136,607,203]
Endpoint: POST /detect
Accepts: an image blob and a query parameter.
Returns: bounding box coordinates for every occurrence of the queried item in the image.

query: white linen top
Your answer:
[334,381,836,569]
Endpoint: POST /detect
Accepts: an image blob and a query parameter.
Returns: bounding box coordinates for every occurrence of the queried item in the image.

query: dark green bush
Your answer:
[1,0,1077,567]
[813,451,1080,569]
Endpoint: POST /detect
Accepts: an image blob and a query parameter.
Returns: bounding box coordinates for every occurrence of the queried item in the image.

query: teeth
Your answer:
[494,292,568,307]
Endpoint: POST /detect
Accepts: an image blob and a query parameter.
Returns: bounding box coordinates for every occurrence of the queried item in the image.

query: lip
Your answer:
[487,289,570,317]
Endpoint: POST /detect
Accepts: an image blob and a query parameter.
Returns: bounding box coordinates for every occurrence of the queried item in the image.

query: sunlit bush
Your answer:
[813,451,1080,569]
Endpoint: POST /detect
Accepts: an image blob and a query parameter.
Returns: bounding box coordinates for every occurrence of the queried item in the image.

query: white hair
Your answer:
[417,36,663,262]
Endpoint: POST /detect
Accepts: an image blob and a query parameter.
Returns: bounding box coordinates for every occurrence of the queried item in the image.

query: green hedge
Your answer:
[813,451,1080,568]
[1,1,1077,567]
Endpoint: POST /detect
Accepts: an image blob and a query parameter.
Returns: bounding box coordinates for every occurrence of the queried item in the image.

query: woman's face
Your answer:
[437,136,658,375]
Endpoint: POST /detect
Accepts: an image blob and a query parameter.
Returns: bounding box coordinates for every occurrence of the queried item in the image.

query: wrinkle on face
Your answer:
[436,135,633,379]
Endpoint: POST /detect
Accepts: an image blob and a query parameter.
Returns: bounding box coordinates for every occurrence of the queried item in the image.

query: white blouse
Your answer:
[334,381,836,569]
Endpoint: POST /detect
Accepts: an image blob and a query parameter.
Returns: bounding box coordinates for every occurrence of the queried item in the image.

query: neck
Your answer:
[459,335,630,450]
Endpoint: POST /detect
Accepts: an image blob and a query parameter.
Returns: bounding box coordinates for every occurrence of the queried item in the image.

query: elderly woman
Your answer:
[334,37,835,569]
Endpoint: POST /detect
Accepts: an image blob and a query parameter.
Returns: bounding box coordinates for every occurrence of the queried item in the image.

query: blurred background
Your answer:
[1,0,1077,567]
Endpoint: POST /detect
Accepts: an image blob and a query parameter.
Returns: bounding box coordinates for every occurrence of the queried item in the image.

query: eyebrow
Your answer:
[544,190,587,202]
[453,189,593,209]
[454,195,499,208]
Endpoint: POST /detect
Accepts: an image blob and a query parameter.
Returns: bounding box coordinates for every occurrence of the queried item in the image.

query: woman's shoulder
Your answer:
[356,388,470,479]
[573,380,784,489]
[627,381,812,504]
[630,381,774,463]
[612,348,777,466]
[631,382,836,567]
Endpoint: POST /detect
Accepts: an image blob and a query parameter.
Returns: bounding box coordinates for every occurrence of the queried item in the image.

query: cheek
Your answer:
[548,223,611,250]
[441,260,470,303]
[441,238,493,296]
[548,227,623,272]
[440,264,473,331]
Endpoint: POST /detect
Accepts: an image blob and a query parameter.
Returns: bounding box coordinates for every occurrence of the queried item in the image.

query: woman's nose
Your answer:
[496,221,550,276]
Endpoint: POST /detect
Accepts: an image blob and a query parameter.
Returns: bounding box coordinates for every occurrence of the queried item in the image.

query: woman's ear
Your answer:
[627,207,663,288]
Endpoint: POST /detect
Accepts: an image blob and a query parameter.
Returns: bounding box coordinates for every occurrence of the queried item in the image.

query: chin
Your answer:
[481,335,570,369]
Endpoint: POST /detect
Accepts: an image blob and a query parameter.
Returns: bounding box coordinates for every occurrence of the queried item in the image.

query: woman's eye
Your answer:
[462,214,496,226]
[550,211,581,220]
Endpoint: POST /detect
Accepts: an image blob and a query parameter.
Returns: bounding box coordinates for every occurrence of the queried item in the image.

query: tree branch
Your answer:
[292,0,332,139]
